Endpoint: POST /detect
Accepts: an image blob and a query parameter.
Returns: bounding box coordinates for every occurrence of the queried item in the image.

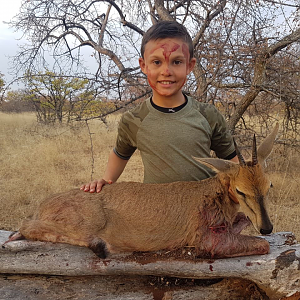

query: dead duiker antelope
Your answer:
[5,124,279,259]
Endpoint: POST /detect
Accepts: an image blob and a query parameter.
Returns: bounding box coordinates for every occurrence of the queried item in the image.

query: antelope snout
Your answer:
[260,225,273,235]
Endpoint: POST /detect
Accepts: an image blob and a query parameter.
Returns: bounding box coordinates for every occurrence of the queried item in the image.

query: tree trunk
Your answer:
[1,230,299,300]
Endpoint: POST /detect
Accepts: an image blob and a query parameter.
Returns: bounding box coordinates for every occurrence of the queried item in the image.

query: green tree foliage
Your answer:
[23,71,109,124]
[0,73,5,105]
[0,73,4,92]
[1,90,35,113]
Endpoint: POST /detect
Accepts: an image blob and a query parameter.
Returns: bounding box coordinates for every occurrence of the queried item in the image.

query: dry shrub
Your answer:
[0,112,299,240]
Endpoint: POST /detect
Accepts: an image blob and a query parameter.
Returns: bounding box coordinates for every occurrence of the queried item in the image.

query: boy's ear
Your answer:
[187,57,196,74]
[139,57,147,74]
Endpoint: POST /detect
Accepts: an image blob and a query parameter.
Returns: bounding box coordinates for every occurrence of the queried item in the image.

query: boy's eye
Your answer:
[173,60,182,65]
[153,60,161,65]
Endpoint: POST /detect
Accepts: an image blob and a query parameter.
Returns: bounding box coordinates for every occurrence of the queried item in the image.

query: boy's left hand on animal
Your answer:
[80,179,112,193]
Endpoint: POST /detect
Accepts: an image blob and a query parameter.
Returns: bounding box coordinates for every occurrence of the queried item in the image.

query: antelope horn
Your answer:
[252,134,258,166]
[233,138,246,166]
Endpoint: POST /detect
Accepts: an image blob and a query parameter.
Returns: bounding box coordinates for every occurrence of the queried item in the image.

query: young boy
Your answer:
[81,21,237,193]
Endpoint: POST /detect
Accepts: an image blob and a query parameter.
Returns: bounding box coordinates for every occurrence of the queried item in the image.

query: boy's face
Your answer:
[139,38,196,101]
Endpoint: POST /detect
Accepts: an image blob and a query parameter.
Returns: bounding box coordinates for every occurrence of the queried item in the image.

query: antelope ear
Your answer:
[193,157,238,173]
[257,123,279,163]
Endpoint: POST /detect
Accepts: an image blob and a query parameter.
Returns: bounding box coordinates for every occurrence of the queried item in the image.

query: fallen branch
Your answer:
[1,230,299,300]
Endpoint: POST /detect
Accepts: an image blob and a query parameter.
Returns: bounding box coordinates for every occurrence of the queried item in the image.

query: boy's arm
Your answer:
[80,149,129,193]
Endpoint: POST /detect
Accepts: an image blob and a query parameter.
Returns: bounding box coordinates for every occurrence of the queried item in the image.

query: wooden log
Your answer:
[1,230,300,300]
[0,274,270,300]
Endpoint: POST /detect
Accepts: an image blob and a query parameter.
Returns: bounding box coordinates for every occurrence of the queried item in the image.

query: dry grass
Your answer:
[0,112,299,240]
[0,112,143,230]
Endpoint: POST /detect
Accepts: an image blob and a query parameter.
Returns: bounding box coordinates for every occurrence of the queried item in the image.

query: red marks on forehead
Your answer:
[161,43,180,61]
[150,42,180,62]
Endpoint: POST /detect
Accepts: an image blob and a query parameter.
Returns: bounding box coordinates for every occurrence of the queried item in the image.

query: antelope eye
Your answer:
[236,188,245,197]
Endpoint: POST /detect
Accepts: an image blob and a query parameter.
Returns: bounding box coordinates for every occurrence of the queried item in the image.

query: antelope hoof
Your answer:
[231,213,251,234]
[2,231,25,247]
[89,239,109,258]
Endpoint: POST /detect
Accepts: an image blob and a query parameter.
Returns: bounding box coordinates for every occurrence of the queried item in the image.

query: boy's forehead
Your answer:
[144,38,188,55]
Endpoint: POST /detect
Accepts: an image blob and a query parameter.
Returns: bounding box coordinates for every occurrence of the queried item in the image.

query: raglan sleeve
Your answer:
[114,112,137,160]
[207,105,236,159]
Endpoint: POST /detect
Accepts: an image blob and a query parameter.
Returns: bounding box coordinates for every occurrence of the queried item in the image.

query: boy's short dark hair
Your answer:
[141,21,194,60]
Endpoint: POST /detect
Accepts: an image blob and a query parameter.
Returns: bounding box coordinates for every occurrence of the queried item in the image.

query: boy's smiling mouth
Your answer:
[158,81,175,85]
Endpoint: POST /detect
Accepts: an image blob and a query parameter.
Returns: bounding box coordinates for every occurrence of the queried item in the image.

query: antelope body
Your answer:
[6,125,279,258]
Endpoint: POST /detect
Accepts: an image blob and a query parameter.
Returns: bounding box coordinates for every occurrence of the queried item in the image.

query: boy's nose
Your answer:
[161,64,172,76]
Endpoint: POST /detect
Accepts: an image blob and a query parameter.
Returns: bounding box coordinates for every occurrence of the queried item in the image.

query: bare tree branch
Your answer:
[228,27,300,131]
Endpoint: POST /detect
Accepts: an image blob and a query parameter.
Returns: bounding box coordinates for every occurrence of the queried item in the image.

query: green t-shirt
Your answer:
[114,96,235,183]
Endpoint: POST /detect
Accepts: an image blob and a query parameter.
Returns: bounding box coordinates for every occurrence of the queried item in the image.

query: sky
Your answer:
[0,0,98,90]
[0,0,25,87]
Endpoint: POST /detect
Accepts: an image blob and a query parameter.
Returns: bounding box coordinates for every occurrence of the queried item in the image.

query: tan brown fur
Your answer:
[6,125,279,258]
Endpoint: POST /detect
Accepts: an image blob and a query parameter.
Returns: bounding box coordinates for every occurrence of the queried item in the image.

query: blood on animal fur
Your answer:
[209,223,227,234]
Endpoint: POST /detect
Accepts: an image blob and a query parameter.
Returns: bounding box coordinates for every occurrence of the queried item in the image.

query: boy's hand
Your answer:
[80,179,112,193]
